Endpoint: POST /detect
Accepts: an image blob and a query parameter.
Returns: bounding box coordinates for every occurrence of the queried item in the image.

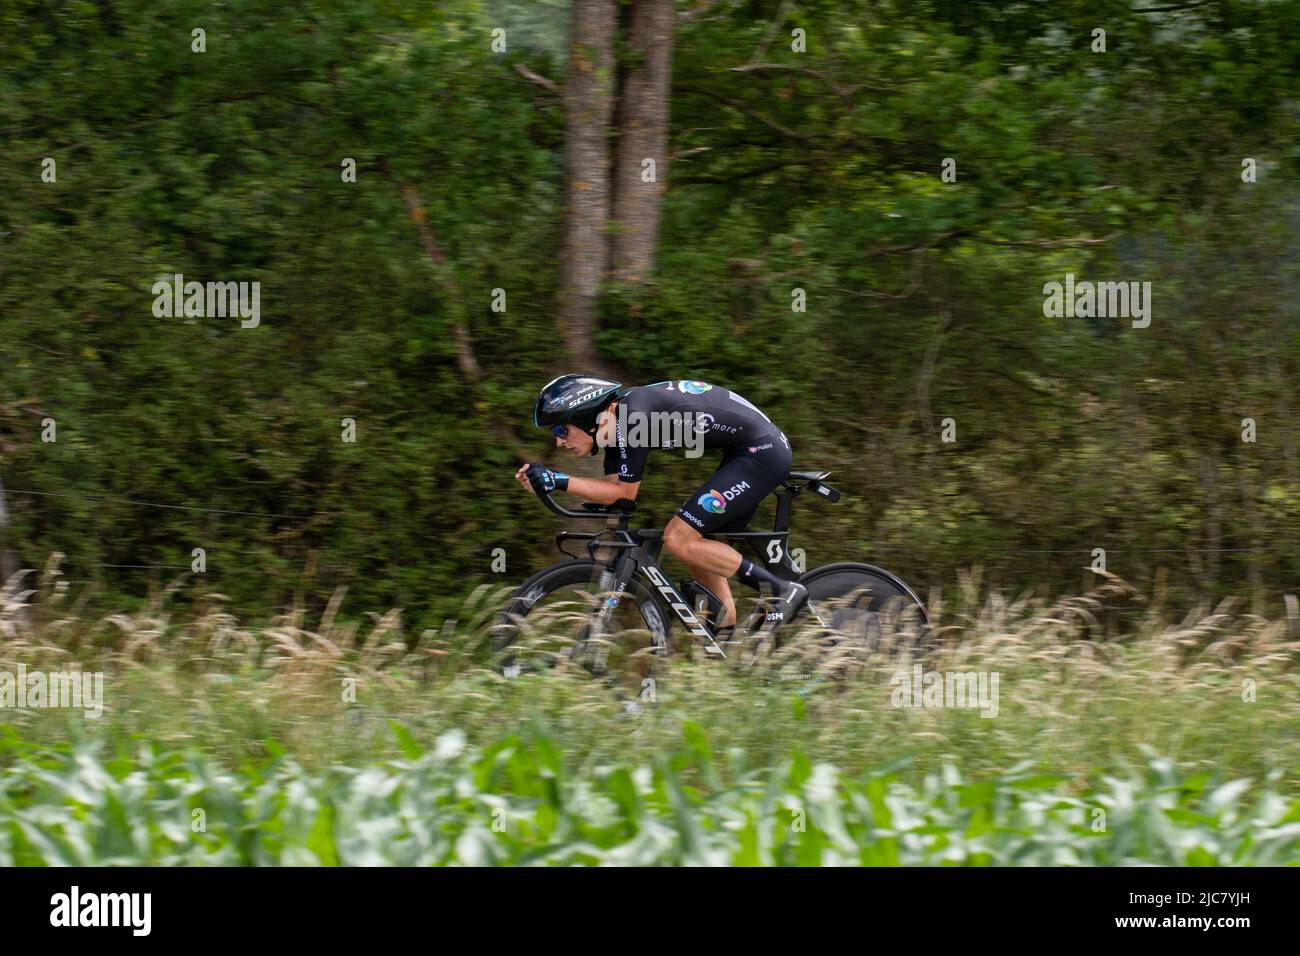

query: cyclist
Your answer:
[517,373,808,636]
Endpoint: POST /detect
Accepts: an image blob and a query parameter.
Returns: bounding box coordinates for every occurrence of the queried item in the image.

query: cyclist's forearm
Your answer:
[565,475,632,505]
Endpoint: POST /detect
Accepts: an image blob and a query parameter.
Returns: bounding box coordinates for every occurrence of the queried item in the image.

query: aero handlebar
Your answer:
[536,489,637,520]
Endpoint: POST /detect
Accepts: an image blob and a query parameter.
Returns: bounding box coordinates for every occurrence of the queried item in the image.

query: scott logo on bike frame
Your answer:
[643,566,725,656]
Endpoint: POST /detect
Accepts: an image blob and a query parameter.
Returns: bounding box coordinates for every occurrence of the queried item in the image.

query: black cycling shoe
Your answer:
[757,581,808,631]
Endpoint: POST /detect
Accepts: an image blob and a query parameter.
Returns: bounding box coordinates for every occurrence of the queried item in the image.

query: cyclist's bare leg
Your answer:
[663,516,743,626]
[688,568,736,628]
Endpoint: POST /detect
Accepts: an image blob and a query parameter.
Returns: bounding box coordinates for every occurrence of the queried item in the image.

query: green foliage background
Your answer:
[3,0,1299,631]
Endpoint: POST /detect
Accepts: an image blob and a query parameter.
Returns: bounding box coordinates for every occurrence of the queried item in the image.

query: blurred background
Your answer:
[3,0,1299,631]
[4,0,1300,871]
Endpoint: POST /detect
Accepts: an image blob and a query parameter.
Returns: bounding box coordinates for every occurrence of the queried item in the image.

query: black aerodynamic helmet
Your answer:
[533,373,625,432]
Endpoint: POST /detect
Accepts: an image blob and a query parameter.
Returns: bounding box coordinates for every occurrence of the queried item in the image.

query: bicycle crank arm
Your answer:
[802,597,830,628]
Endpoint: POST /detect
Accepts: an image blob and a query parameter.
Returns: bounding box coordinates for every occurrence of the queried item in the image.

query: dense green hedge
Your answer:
[3,0,1299,631]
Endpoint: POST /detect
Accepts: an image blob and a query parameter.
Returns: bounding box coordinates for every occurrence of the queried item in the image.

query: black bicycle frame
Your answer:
[547,481,817,659]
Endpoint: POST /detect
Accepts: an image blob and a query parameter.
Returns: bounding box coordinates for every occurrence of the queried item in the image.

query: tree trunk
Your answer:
[395,179,480,382]
[611,0,675,284]
[560,0,617,369]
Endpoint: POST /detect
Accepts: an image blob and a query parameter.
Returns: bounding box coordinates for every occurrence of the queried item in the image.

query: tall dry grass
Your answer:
[1,556,1297,789]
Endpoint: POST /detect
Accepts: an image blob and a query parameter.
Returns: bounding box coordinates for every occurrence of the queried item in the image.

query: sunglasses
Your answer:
[552,425,570,439]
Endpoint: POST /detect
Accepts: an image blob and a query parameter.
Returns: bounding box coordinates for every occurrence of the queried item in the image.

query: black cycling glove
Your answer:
[525,463,569,495]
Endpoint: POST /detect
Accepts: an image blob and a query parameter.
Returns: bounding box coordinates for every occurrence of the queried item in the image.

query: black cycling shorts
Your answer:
[675,432,793,534]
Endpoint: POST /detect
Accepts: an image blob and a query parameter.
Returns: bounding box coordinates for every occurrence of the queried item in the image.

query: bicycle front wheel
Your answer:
[493,559,669,679]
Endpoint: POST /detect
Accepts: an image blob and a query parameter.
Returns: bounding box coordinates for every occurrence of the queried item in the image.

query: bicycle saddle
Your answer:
[787,469,831,482]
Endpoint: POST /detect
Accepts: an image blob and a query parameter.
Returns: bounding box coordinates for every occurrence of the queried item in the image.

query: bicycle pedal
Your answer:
[712,626,743,648]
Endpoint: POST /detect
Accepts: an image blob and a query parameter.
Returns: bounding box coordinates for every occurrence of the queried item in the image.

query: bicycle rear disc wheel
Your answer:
[789,562,929,662]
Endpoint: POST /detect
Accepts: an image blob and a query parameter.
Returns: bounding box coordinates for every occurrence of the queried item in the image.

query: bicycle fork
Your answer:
[573,565,631,674]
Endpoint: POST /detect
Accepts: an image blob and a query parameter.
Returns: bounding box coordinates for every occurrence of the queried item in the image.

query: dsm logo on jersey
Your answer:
[698,489,727,513]
[677,380,712,394]
[698,480,750,514]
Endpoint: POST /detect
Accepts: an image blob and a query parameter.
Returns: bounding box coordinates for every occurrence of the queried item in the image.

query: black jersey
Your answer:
[600,380,784,483]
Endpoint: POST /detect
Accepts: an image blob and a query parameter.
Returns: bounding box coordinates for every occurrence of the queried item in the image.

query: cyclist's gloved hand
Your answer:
[524,462,569,495]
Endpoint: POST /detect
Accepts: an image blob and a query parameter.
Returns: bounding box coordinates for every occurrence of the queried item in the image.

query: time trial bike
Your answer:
[493,468,929,680]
